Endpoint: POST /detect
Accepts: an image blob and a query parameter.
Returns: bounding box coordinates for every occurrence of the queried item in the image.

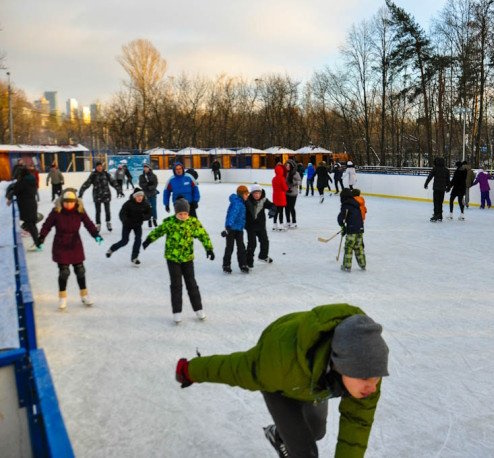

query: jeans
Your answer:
[94,201,111,224]
[110,226,142,260]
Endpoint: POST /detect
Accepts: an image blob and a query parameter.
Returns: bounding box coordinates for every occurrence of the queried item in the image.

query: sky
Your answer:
[2,0,447,111]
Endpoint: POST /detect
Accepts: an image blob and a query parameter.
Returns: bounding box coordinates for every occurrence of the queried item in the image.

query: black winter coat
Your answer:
[7,172,38,223]
[245,190,275,231]
[119,197,152,229]
[424,158,450,191]
[139,170,158,197]
[315,165,333,187]
[337,197,364,234]
[449,167,467,194]
[79,170,118,203]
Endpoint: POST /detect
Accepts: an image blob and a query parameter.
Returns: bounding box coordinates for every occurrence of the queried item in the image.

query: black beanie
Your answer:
[331,315,389,378]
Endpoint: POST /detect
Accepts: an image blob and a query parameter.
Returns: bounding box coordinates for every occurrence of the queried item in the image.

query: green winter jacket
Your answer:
[189,303,382,458]
[147,215,213,263]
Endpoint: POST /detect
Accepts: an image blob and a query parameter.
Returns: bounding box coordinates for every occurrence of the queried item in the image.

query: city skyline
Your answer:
[3,0,447,107]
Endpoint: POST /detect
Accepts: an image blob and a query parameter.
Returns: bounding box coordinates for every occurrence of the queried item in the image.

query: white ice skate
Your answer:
[196,310,207,320]
[173,313,182,324]
[447,213,453,220]
[272,223,279,231]
[81,295,94,306]
[458,214,465,221]
[131,258,141,267]
[319,196,324,203]
[289,223,297,229]
[58,297,67,310]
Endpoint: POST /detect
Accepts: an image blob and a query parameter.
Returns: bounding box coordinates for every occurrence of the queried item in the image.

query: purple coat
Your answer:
[472,171,493,192]
[40,203,98,265]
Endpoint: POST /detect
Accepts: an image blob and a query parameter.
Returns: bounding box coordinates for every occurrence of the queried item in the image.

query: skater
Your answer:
[79,162,119,232]
[123,164,134,190]
[463,161,475,208]
[271,164,288,230]
[345,161,357,190]
[106,188,151,265]
[305,162,315,196]
[471,167,493,209]
[285,159,301,229]
[222,185,249,273]
[315,161,332,203]
[114,165,126,197]
[338,188,366,272]
[296,162,305,194]
[139,162,159,228]
[46,163,64,202]
[142,198,214,323]
[6,166,42,250]
[11,158,25,180]
[245,183,276,268]
[424,157,450,221]
[211,159,222,182]
[333,163,344,194]
[163,162,200,218]
[38,188,103,310]
[352,188,367,221]
[28,163,40,202]
[175,303,389,458]
[447,161,467,220]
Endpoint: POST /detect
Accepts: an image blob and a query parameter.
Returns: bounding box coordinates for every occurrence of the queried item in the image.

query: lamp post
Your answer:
[454,107,467,162]
[6,71,13,144]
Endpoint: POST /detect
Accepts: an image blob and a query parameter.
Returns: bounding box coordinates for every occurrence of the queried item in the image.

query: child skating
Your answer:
[338,188,366,272]
[142,198,214,324]
[38,188,103,310]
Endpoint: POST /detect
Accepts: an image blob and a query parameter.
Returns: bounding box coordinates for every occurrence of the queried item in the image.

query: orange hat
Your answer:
[236,185,249,196]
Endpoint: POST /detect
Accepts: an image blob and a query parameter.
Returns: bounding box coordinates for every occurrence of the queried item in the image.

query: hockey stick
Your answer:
[317,230,342,243]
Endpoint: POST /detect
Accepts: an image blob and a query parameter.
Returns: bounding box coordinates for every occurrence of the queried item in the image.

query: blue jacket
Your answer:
[163,162,200,207]
[306,163,316,180]
[225,194,246,231]
[338,196,364,234]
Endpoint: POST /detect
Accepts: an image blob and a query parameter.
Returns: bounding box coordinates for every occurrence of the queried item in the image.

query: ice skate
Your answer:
[81,294,94,306]
[289,223,297,229]
[173,313,182,324]
[131,258,141,266]
[264,425,289,458]
[106,249,112,258]
[341,265,351,273]
[259,256,273,263]
[240,265,250,273]
[96,224,101,232]
[458,214,465,221]
[447,213,453,220]
[223,265,232,274]
[58,296,67,311]
[247,260,254,268]
[272,222,279,231]
[196,310,206,321]
[106,222,112,232]
[319,195,324,203]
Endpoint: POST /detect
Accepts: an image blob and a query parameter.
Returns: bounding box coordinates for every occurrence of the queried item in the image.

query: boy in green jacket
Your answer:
[175,303,389,457]
[142,198,215,324]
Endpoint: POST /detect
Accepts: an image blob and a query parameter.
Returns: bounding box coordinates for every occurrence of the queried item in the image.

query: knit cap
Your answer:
[62,189,77,202]
[133,188,145,198]
[237,185,249,196]
[331,315,389,378]
[174,198,190,214]
[250,184,262,193]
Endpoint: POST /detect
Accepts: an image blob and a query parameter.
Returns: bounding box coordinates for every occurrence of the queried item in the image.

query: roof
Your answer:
[144,147,176,156]
[295,145,332,154]
[0,144,89,153]
[176,147,207,155]
[264,146,295,155]
[207,148,236,155]
[236,147,266,155]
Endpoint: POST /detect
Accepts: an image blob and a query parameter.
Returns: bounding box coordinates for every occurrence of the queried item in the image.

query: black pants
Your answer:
[94,201,111,224]
[433,190,446,217]
[213,170,221,181]
[166,260,202,313]
[126,177,134,189]
[222,230,246,268]
[23,219,39,245]
[285,195,297,223]
[110,226,142,260]
[262,391,328,458]
[449,192,465,213]
[273,206,284,224]
[305,178,314,196]
[246,227,269,264]
[58,263,86,292]
[51,183,62,201]
[334,178,344,192]
[116,180,124,196]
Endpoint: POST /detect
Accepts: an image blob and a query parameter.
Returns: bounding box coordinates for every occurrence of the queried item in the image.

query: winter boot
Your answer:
[259,256,273,263]
[173,313,182,324]
[240,265,250,273]
[58,291,67,311]
[80,289,94,306]
[107,222,112,232]
[196,310,207,321]
[223,265,232,274]
[131,258,141,266]
[106,249,112,258]
[263,425,289,458]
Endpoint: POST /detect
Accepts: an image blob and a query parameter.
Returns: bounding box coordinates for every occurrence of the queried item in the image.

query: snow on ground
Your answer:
[24,183,494,457]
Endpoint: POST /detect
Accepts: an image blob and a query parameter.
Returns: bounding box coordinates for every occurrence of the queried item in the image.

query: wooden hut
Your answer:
[208,148,237,169]
[236,147,265,169]
[145,147,177,170]
[264,146,295,168]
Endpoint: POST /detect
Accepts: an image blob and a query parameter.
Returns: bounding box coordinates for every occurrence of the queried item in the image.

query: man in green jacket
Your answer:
[176,303,389,457]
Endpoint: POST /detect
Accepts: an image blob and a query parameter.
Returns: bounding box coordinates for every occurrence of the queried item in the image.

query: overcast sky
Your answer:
[2,0,446,110]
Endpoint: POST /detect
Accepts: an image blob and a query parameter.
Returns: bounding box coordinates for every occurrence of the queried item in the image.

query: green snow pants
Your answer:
[342,233,366,270]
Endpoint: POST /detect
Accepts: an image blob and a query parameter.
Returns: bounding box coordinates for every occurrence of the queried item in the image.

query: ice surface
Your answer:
[22,184,494,457]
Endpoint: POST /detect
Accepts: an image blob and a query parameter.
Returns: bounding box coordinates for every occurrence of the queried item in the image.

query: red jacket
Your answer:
[40,199,98,265]
[272,164,288,207]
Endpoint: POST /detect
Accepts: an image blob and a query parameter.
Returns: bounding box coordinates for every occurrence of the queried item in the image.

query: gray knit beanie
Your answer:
[174,198,190,214]
[331,315,389,378]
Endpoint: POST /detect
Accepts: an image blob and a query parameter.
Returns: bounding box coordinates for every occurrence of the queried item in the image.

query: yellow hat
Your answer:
[63,190,77,202]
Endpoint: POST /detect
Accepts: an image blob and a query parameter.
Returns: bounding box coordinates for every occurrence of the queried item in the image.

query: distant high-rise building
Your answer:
[44,91,58,113]
[82,106,91,124]
[90,103,101,122]
[34,96,50,115]
[66,98,78,120]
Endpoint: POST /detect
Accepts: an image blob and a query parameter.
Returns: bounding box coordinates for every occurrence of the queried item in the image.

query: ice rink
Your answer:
[21,183,494,457]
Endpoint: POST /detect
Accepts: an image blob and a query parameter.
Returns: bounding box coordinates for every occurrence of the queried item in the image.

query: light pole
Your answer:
[454,107,467,162]
[6,71,13,144]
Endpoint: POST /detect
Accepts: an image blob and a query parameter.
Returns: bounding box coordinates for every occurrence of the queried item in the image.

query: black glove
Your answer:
[341,225,347,236]
[37,236,45,245]
[206,250,215,260]
[142,238,151,250]
[78,193,83,198]
[268,207,277,219]
[165,205,170,213]
[221,230,227,238]
[424,184,428,190]
[190,201,198,209]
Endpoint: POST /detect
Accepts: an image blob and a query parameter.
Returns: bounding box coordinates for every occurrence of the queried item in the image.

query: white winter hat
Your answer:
[250,184,262,193]
[347,161,353,166]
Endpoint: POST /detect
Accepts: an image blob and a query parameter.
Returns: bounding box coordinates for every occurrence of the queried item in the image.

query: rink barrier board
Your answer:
[5,199,75,458]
